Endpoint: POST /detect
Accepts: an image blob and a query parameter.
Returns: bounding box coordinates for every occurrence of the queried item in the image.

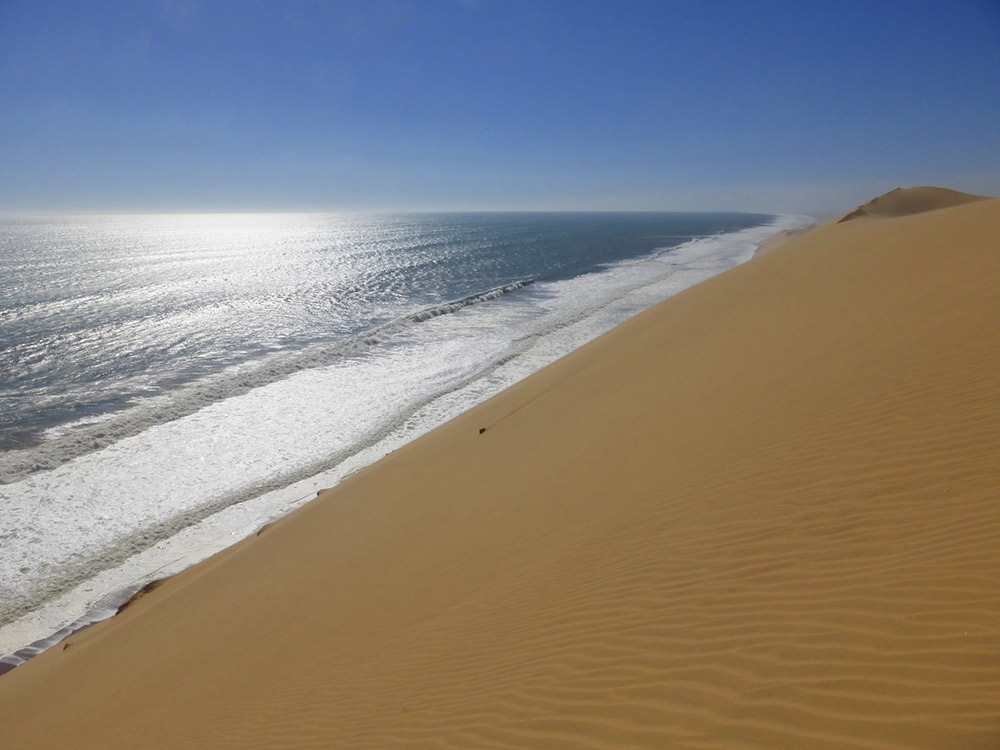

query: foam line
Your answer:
[0,280,532,483]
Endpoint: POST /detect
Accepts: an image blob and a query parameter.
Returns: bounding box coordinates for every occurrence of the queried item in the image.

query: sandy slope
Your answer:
[835,184,989,222]
[1,188,998,749]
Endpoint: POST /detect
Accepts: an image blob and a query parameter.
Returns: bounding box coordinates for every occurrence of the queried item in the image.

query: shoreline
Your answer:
[2,190,997,748]
[753,221,815,255]
[0,214,806,673]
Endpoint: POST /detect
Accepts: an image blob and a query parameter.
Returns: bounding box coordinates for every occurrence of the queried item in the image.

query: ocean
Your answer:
[0,210,803,665]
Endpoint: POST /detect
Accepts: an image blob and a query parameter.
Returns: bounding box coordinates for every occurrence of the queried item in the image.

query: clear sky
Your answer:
[1,0,999,214]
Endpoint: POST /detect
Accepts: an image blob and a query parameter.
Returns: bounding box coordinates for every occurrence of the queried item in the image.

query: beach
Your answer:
[1,187,998,748]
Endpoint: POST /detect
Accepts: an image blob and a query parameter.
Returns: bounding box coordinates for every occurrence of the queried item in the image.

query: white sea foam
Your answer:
[0,280,530,483]
[0,214,810,665]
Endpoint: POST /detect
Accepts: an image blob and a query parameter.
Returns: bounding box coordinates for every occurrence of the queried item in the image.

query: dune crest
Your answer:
[837,185,989,222]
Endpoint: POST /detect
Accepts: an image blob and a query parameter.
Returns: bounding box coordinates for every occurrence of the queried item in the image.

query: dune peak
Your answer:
[837,185,990,223]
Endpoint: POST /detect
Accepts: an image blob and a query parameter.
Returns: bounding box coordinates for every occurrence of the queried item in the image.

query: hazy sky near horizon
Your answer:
[1,0,999,214]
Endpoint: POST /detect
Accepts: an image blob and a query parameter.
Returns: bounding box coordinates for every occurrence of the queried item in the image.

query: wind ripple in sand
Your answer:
[220,456,999,748]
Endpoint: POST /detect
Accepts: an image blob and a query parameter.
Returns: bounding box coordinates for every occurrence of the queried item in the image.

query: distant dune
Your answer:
[837,184,989,222]
[1,187,998,749]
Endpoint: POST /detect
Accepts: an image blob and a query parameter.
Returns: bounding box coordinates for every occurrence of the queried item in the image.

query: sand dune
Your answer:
[836,185,988,222]
[1,188,998,749]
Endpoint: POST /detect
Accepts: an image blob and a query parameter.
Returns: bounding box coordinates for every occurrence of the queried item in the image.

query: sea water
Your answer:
[0,211,806,665]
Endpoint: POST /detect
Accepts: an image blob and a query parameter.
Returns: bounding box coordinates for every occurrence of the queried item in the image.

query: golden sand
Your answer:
[753,224,813,255]
[2,188,998,749]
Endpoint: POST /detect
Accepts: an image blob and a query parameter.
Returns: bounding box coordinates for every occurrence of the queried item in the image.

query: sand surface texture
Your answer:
[2,188,998,749]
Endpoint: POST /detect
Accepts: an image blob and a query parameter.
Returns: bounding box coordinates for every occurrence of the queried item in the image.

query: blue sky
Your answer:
[1,0,998,214]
